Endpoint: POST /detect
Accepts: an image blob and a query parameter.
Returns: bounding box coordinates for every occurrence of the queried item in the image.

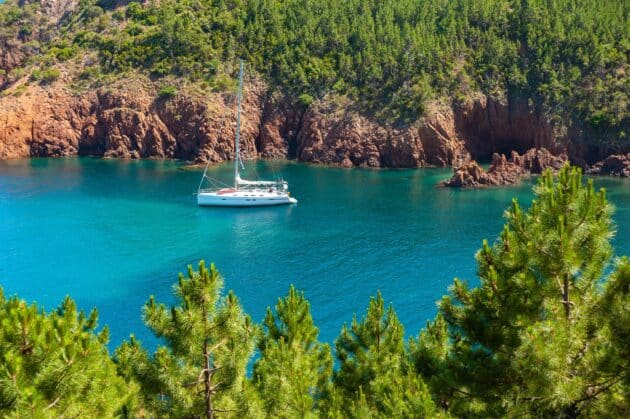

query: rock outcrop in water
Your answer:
[587,153,630,177]
[444,148,567,187]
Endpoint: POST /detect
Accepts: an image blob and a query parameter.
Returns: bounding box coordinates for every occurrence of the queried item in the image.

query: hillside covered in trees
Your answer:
[0,0,628,166]
[1,166,629,417]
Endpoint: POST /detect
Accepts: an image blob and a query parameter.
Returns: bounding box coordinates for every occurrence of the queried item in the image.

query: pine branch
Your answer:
[46,396,61,410]
[573,374,624,406]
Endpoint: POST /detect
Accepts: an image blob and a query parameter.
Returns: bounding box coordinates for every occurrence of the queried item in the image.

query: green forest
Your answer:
[1,166,628,418]
[1,0,628,130]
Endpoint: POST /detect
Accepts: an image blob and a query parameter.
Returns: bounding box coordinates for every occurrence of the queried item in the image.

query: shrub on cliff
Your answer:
[298,93,315,107]
[40,68,61,84]
[82,5,104,21]
[157,85,177,99]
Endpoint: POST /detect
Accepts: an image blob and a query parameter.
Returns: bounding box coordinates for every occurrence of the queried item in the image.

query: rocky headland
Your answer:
[0,0,628,187]
[1,77,627,186]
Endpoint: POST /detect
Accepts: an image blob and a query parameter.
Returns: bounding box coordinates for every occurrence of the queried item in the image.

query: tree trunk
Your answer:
[204,339,213,419]
[563,273,571,320]
[562,273,571,321]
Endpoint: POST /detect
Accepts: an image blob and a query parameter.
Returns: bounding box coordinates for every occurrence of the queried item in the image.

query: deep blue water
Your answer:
[1,158,629,349]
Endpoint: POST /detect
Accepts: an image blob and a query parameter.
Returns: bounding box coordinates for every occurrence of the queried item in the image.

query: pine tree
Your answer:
[0,289,134,416]
[253,285,332,418]
[331,291,436,417]
[115,261,260,418]
[421,166,628,416]
[409,313,451,410]
[586,257,630,416]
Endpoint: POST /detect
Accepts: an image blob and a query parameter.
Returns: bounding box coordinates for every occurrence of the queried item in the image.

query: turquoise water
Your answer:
[1,158,629,348]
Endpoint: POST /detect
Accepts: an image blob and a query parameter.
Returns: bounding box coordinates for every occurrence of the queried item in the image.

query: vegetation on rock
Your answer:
[0,0,627,135]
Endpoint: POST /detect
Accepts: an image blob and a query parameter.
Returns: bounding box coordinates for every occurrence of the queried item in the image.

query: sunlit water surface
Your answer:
[1,158,629,348]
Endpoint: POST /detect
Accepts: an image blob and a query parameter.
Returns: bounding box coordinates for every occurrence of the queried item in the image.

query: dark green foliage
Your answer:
[48,44,76,62]
[254,286,333,417]
[0,290,133,416]
[78,65,101,80]
[298,93,315,107]
[29,68,42,81]
[331,291,437,417]
[415,166,629,417]
[590,257,630,416]
[409,314,451,409]
[1,0,627,131]
[81,5,104,21]
[115,261,260,418]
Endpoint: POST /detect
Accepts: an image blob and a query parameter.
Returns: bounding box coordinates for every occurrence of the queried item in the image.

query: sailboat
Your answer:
[197,61,298,207]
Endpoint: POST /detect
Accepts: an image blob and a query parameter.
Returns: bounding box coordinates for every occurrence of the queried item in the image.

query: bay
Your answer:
[1,158,629,348]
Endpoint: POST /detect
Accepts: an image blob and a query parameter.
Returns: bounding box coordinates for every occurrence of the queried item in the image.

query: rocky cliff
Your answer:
[1,0,627,186]
[0,78,264,162]
[0,76,574,171]
[587,154,630,177]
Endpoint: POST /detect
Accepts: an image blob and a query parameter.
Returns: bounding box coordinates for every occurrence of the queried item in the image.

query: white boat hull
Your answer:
[197,190,297,207]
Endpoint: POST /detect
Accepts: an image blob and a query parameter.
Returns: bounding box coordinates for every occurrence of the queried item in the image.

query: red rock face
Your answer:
[454,94,561,160]
[0,80,265,162]
[294,99,468,168]
[291,94,564,169]
[296,103,390,168]
[0,83,569,170]
[0,39,26,87]
[418,105,468,167]
[258,95,304,159]
[0,85,84,158]
[0,76,623,178]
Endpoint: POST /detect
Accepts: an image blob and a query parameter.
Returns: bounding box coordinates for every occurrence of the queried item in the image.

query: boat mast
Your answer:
[234,60,244,188]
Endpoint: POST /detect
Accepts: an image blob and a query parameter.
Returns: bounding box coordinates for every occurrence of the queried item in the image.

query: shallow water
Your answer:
[1,158,629,348]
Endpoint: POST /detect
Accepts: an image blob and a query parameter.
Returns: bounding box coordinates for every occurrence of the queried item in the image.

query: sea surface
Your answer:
[1,158,629,349]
